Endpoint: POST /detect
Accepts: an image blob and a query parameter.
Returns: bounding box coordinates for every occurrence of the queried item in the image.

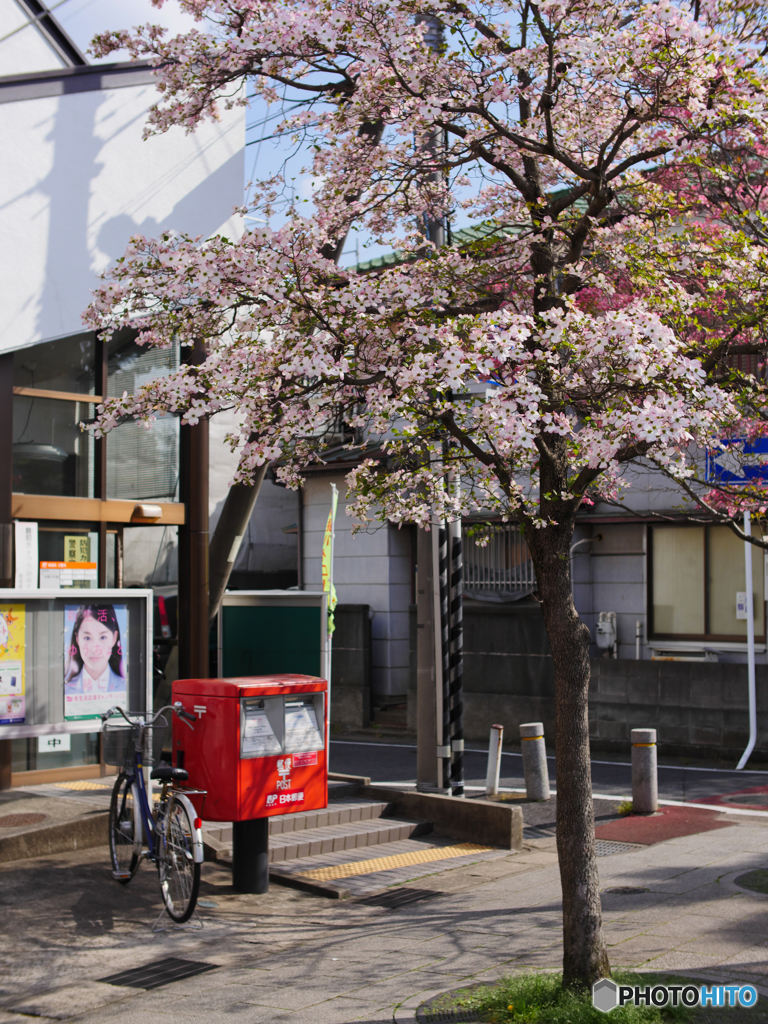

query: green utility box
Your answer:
[218,591,328,680]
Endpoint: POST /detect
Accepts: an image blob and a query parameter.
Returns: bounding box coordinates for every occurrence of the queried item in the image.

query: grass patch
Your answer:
[428,972,694,1023]
[617,800,634,817]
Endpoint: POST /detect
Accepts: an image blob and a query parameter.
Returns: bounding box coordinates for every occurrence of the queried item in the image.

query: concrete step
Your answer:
[215,816,433,865]
[202,799,393,848]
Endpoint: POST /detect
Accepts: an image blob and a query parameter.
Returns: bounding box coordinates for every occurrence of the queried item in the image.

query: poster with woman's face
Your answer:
[64,604,128,721]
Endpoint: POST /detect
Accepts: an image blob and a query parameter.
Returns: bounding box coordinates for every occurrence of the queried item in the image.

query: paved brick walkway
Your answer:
[3,806,768,1022]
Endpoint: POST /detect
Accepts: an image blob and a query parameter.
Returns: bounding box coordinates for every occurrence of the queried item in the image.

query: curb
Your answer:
[268,865,351,899]
[359,786,523,850]
[0,811,108,864]
[394,986,448,1022]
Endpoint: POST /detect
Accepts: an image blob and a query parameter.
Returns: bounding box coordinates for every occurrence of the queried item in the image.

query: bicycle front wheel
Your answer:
[109,773,141,882]
[157,797,200,922]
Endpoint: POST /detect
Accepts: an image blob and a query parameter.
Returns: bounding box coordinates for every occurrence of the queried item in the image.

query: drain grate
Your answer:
[0,813,48,828]
[595,840,645,856]
[358,887,444,910]
[603,886,650,895]
[418,1008,485,1023]
[99,957,219,990]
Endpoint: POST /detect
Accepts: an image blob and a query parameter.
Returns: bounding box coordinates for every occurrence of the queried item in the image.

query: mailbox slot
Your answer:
[239,693,325,758]
[240,695,284,759]
[284,694,324,754]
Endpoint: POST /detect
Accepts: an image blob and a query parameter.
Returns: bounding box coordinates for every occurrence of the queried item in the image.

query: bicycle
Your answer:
[101,703,206,924]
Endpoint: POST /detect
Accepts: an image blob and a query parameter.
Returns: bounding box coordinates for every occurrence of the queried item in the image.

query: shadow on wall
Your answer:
[29,85,243,345]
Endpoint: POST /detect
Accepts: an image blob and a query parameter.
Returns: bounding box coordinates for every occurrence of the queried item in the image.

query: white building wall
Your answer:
[0,69,244,354]
[301,474,412,699]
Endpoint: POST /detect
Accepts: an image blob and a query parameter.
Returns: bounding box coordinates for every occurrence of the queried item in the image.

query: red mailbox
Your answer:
[171,675,327,822]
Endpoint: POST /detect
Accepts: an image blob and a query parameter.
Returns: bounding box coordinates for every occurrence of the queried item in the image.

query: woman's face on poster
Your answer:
[77,615,117,679]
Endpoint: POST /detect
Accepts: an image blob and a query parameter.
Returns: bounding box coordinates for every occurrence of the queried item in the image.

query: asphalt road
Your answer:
[329,739,768,803]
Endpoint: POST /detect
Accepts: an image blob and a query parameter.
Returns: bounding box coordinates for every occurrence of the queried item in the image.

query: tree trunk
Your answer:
[208,463,268,625]
[526,521,610,990]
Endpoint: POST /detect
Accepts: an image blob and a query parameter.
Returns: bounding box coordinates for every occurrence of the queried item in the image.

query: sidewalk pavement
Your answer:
[3,805,768,1023]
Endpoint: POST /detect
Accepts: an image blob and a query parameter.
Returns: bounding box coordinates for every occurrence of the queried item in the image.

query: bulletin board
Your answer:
[0,589,152,740]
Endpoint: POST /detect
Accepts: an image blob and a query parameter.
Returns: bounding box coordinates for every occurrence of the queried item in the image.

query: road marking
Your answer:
[296,843,495,881]
[54,780,111,791]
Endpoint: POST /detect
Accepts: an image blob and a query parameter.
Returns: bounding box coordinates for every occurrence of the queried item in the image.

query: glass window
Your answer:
[13,333,95,396]
[13,396,94,496]
[123,525,178,587]
[708,526,764,637]
[107,333,179,501]
[12,733,99,773]
[652,526,705,635]
[651,525,765,639]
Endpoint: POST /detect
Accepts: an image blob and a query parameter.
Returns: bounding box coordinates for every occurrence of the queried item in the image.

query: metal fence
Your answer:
[461,523,535,597]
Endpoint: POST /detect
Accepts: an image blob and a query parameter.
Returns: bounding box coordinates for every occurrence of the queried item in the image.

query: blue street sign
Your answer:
[705,438,768,485]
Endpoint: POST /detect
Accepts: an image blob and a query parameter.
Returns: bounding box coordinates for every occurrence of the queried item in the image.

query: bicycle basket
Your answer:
[101,722,140,768]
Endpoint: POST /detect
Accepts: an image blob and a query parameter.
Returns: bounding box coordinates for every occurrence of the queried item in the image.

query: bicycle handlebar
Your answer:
[101,702,196,730]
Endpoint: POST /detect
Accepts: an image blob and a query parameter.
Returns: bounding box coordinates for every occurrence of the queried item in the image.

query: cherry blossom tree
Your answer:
[86,0,768,989]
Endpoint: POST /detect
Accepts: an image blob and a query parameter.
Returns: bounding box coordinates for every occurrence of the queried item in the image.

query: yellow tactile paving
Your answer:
[296,842,494,881]
[54,780,112,791]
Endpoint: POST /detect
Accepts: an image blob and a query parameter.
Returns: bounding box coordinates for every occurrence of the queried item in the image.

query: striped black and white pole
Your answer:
[448,520,465,796]
[437,522,452,790]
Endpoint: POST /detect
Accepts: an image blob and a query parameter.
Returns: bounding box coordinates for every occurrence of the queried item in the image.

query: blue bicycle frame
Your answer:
[129,747,158,859]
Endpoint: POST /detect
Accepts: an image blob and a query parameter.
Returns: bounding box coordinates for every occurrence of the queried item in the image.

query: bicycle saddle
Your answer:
[150,765,189,783]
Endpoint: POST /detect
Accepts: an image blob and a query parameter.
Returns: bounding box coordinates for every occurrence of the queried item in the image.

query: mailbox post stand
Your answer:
[233,817,269,894]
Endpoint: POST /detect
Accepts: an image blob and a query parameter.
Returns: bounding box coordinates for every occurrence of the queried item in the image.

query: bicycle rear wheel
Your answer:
[157,797,200,922]
[109,773,141,882]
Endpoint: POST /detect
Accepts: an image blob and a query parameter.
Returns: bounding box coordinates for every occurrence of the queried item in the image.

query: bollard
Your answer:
[232,817,269,893]
[485,724,504,796]
[519,722,550,801]
[631,728,658,813]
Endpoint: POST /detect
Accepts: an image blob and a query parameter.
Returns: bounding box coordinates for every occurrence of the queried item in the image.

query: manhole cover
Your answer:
[603,886,650,895]
[99,958,219,990]
[734,869,768,895]
[0,813,48,828]
[723,793,768,806]
[358,888,444,910]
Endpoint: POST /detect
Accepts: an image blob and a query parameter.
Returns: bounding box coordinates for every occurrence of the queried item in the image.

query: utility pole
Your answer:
[178,339,210,680]
[416,525,445,792]
[413,14,465,796]
[0,353,12,789]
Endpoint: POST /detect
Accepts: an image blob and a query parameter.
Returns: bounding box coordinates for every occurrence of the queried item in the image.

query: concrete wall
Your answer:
[590,658,768,761]
[330,604,372,732]
[408,598,558,741]
[407,596,767,760]
[301,474,411,699]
